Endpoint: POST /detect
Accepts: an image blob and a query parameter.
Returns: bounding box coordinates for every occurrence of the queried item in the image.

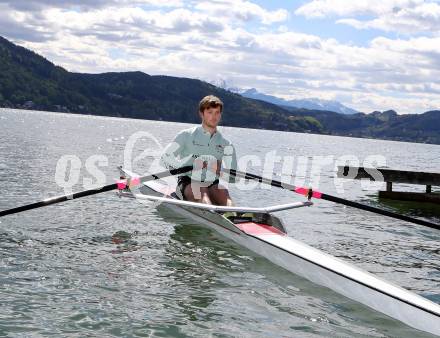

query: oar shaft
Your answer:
[228,169,291,188]
[321,193,440,230]
[227,169,440,231]
[0,184,117,217]
[0,166,192,217]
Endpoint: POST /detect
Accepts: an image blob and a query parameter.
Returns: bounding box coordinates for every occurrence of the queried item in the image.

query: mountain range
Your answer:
[0,35,439,144]
[0,36,322,133]
[288,108,440,144]
[235,88,359,115]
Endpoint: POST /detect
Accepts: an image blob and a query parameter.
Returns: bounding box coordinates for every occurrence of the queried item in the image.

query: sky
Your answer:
[1,0,440,114]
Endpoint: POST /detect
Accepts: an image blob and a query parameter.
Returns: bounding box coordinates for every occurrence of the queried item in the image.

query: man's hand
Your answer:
[193,157,207,171]
[208,160,221,176]
[193,157,221,182]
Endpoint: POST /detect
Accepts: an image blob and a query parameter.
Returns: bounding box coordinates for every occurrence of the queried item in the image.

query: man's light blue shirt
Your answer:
[160,125,237,183]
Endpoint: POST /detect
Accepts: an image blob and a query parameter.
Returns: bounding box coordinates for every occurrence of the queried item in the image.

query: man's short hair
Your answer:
[199,95,223,113]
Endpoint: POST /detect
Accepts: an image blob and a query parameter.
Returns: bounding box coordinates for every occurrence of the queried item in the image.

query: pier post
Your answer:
[386,182,393,192]
[336,166,439,204]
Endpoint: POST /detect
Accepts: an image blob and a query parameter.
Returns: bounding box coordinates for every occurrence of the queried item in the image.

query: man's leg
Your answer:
[184,182,213,204]
[208,184,233,206]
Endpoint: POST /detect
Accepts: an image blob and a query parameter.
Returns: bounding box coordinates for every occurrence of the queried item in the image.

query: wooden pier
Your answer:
[337,166,440,204]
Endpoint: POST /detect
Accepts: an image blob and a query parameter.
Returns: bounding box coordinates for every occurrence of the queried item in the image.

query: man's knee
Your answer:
[185,184,210,201]
[211,185,229,197]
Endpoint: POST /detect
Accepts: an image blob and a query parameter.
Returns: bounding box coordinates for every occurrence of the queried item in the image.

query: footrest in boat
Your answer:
[224,212,255,224]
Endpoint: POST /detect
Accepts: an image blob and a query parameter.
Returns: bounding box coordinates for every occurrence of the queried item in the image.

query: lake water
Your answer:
[0,108,439,337]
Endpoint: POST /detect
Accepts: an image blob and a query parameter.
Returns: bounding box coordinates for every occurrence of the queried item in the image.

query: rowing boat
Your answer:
[119,167,440,336]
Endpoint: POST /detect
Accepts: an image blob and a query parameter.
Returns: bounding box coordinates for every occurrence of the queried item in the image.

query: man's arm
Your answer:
[160,131,192,170]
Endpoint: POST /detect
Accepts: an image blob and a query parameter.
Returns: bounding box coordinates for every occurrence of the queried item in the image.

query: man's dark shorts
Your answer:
[177,176,219,200]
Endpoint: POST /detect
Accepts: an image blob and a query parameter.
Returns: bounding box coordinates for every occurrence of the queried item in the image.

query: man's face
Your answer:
[200,106,221,128]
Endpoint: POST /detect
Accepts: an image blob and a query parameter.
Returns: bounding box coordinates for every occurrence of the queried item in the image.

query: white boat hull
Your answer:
[136,180,440,336]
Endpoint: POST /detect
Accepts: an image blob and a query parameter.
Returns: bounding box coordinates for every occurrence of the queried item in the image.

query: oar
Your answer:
[0,166,192,217]
[225,169,440,231]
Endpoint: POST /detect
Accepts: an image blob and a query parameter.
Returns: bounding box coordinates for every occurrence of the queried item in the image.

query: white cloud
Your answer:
[1,0,439,114]
[296,0,440,34]
[194,0,289,25]
[0,0,183,11]
[295,0,420,18]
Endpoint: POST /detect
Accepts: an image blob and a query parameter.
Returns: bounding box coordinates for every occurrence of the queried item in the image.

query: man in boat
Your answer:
[160,95,237,206]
